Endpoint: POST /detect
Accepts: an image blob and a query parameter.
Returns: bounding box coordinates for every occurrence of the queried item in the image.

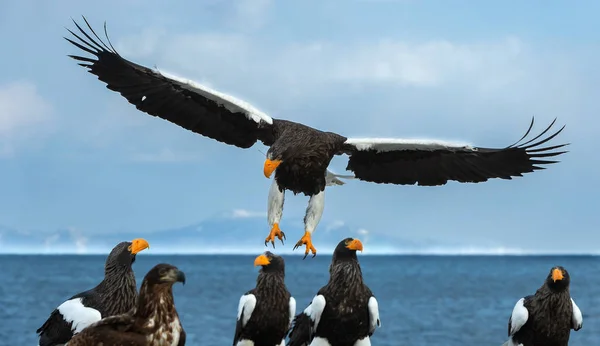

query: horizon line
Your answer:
[1,251,599,256]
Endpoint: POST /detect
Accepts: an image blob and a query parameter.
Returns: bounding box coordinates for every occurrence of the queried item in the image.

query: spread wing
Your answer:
[508,296,531,336]
[338,118,567,186]
[65,16,276,149]
[233,292,257,345]
[288,295,326,346]
[367,296,381,336]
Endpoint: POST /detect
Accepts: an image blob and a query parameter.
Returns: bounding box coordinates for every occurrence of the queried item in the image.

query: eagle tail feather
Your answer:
[287,312,312,346]
[325,170,355,186]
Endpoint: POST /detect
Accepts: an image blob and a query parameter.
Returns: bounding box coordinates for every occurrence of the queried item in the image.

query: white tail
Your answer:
[325,170,355,186]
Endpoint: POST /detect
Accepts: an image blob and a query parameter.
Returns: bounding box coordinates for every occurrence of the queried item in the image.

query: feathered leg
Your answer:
[294,190,324,259]
[265,179,286,247]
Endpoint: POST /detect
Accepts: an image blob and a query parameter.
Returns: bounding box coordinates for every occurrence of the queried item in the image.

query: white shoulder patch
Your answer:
[288,296,297,328]
[344,137,474,153]
[368,296,381,334]
[509,297,529,336]
[57,297,102,333]
[304,294,326,333]
[571,298,583,331]
[237,294,257,327]
[155,69,273,125]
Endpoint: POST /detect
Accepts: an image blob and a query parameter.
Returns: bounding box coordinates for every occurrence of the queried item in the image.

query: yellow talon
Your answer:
[293,231,317,259]
[264,223,286,248]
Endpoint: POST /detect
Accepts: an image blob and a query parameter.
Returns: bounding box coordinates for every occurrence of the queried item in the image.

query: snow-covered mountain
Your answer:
[0,213,452,254]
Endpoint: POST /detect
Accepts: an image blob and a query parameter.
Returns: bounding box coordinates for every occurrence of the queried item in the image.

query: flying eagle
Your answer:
[288,238,381,346]
[66,263,187,346]
[502,266,583,346]
[233,251,296,346]
[65,17,568,258]
[37,238,149,346]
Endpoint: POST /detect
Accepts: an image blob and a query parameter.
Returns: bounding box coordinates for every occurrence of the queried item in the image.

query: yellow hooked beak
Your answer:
[552,268,564,282]
[263,159,282,178]
[346,239,364,252]
[129,238,150,255]
[254,254,271,266]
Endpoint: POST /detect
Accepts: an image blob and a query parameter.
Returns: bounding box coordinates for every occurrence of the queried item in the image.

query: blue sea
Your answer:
[2,255,599,345]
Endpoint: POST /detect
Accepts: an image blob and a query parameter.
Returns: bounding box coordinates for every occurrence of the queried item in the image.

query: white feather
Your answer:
[147,315,181,346]
[304,295,326,335]
[237,294,257,327]
[508,298,529,336]
[367,297,381,334]
[571,298,583,331]
[289,297,297,329]
[325,170,355,186]
[267,179,285,227]
[310,337,332,346]
[155,69,273,125]
[56,297,102,333]
[344,137,474,153]
[501,339,523,346]
[304,191,325,233]
[236,340,255,346]
[354,337,372,346]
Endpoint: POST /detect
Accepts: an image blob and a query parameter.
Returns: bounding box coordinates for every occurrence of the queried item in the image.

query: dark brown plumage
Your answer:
[503,266,583,346]
[288,238,381,346]
[64,16,568,258]
[233,251,296,346]
[67,263,187,346]
[37,238,149,346]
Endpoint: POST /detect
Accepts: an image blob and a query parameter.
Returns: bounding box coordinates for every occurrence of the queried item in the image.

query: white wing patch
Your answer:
[288,297,297,328]
[344,138,474,153]
[156,69,273,125]
[571,298,583,331]
[237,294,257,327]
[304,295,326,335]
[367,296,381,334]
[509,298,529,336]
[57,297,102,333]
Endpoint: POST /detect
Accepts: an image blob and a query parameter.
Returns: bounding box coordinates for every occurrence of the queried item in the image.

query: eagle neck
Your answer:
[135,282,177,324]
[95,264,138,315]
[258,270,288,297]
[328,258,364,295]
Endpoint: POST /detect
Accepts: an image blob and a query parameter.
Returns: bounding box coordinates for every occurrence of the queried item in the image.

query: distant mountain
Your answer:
[0,213,460,255]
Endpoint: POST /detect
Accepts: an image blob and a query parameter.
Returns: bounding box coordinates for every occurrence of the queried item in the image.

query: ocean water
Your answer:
[1,254,598,345]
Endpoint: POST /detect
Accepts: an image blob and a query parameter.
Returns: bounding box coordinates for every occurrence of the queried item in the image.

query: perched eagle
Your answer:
[65,17,567,258]
[37,238,149,346]
[233,251,296,346]
[288,238,381,346]
[66,263,187,346]
[502,266,583,346]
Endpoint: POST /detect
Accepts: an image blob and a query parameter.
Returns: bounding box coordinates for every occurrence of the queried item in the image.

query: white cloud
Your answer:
[0,81,53,157]
[230,0,272,30]
[326,220,345,232]
[357,228,369,235]
[231,209,267,218]
[118,31,528,95]
[130,148,204,163]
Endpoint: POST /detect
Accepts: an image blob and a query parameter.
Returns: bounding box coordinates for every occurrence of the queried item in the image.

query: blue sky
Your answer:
[0,0,598,253]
